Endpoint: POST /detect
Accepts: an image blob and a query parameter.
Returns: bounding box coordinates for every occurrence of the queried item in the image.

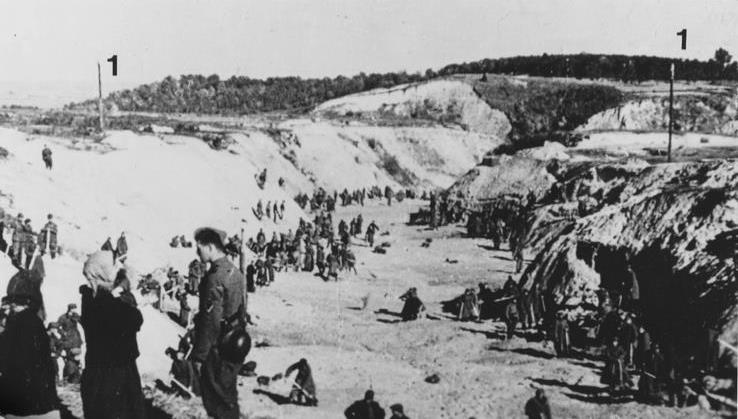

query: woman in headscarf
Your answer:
[79,251,145,419]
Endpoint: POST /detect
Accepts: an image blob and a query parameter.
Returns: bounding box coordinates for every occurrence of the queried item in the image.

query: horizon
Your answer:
[3,0,737,85]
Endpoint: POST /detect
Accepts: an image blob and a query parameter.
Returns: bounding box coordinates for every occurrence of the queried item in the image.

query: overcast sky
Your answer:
[2,0,737,88]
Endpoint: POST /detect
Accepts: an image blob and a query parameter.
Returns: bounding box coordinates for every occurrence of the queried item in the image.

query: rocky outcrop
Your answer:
[578,93,738,135]
[522,160,738,357]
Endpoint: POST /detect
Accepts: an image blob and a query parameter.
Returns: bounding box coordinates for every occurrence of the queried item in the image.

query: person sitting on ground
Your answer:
[166,347,200,396]
[285,358,317,406]
[400,288,425,321]
[345,390,385,419]
[524,388,551,419]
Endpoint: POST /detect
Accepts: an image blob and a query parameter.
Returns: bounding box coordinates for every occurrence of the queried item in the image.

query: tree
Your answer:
[714,48,732,69]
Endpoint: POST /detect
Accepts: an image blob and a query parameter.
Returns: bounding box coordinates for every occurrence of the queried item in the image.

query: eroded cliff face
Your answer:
[521,160,738,357]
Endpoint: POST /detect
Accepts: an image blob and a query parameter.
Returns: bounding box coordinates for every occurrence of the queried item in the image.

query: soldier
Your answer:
[42,144,53,170]
[22,219,37,269]
[9,214,23,266]
[191,227,248,419]
[57,303,83,354]
[39,213,59,258]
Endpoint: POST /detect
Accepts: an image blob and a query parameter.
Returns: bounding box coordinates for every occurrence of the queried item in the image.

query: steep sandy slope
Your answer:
[280,119,503,189]
[578,93,738,135]
[313,79,512,137]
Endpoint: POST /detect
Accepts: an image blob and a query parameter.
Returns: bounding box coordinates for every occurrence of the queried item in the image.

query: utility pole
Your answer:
[97,62,104,131]
[667,63,674,162]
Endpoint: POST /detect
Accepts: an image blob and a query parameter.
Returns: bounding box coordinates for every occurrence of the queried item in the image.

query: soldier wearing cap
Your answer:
[191,227,247,419]
[39,213,59,259]
[57,303,83,353]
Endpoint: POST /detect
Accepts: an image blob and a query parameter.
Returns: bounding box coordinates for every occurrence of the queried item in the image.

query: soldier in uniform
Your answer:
[191,227,247,419]
[39,213,59,259]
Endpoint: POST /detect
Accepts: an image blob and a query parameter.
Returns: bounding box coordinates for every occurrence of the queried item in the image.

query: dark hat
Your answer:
[67,303,77,310]
[193,227,228,249]
[47,213,53,219]
[16,213,23,218]
[390,404,404,413]
[47,322,58,330]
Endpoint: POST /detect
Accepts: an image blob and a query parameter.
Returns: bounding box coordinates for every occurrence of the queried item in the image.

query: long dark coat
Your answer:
[0,308,59,416]
[80,286,145,419]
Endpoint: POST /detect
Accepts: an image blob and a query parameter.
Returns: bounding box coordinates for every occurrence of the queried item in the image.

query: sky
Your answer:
[1,0,738,89]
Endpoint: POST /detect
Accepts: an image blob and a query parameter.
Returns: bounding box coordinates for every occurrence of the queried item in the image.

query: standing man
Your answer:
[57,303,83,355]
[191,227,247,419]
[42,144,53,170]
[39,214,59,259]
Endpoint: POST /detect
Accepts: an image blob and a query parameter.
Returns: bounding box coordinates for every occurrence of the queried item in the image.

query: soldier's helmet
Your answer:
[219,327,252,364]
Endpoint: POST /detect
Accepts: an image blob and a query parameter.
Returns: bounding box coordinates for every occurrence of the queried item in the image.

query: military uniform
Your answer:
[192,256,245,419]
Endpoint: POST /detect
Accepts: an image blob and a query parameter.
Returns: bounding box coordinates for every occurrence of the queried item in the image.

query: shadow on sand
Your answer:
[253,388,292,405]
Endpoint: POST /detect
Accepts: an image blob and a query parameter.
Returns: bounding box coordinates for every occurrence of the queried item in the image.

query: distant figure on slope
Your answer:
[365,221,380,248]
[115,232,128,262]
[524,389,551,419]
[345,390,385,419]
[384,186,393,206]
[553,310,570,357]
[285,358,317,406]
[42,144,53,170]
[400,287,425,321]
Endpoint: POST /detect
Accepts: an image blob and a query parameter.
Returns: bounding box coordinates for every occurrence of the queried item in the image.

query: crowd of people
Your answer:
[0,212,60,269]
[294,185,419,212]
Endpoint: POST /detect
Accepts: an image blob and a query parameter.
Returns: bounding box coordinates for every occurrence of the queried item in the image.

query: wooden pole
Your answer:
[667,63,674,162]
[97,62,104,131]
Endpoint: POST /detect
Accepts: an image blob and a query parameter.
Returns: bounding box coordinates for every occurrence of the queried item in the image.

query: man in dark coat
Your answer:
[524,389,551,419]
[285,358,317,406]
[0,294,59,417]
[191,227,246,419]
[57,303,83,353]
[79,251,145,419]
[345,390,385,419]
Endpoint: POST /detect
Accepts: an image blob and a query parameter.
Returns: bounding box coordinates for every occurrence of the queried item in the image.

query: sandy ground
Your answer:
[230,200,718,419]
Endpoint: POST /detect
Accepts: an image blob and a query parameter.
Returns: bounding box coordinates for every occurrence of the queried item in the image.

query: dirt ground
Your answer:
[233,200,719,419]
